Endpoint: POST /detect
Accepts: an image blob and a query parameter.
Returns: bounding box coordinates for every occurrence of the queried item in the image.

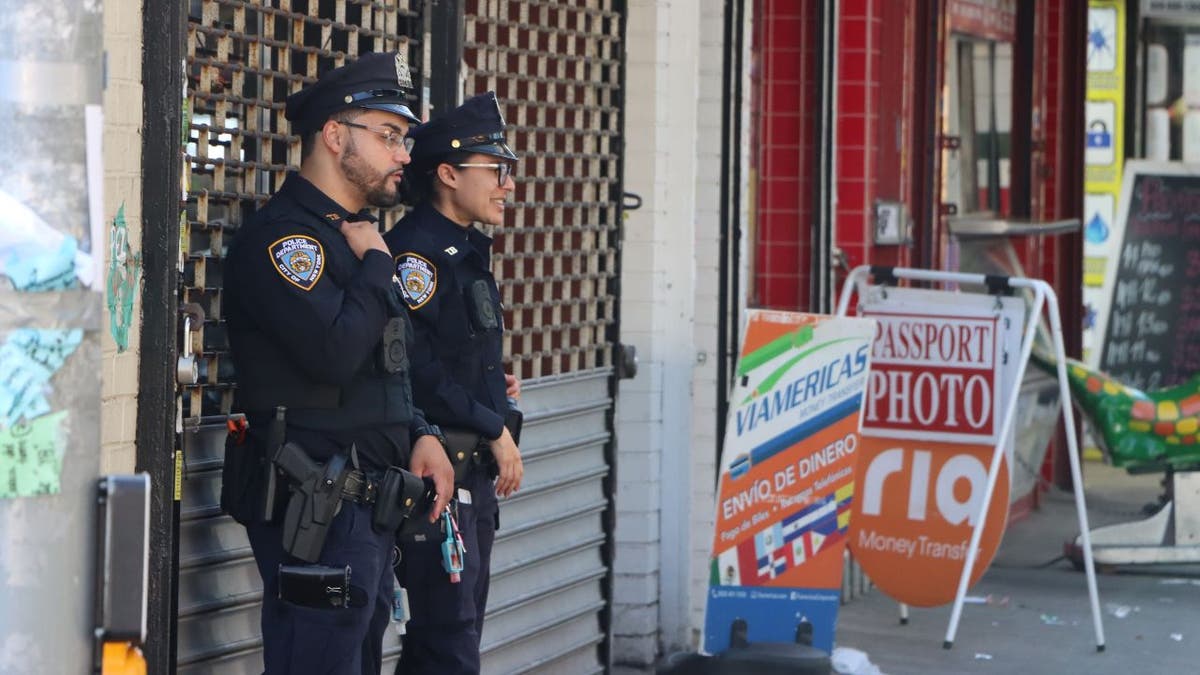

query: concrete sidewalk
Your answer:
[834,463,1200,674]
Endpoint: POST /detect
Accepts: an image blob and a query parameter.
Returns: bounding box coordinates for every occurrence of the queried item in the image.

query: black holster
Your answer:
[219,431,263,526]
[442,404,523,483]
[372,466,431,534]
[443,428,484,484]
[274,442,349,563]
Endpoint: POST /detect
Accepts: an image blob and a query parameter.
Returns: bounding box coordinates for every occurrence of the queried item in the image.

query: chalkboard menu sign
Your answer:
[1100,163,1200,390]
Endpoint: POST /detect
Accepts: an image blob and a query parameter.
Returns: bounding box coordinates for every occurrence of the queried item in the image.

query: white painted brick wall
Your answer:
[614,0,704,666]
[100,4,144,475]
[614,0,744,664]
[687,0,728,646]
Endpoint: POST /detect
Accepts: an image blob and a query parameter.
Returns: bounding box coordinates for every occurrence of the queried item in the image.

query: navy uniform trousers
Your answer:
[395,467,498,674]
[247,501,395,675]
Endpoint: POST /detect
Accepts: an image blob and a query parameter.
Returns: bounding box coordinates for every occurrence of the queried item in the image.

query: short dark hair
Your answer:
[298,110,363,161]
[400,150,474,206]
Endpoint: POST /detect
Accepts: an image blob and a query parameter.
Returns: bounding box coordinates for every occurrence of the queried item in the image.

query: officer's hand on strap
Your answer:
[505,373,522,401]
[339,219,389,260]
[409,435,455,522]
[489,426,523,498]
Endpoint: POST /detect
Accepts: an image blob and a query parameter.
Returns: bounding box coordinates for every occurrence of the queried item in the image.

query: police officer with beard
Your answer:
[384,92,523,674]
[221,52,454,675]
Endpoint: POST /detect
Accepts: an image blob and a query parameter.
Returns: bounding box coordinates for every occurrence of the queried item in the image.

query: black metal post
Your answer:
[600,2,631,669]
[428,0,466,117]
[811,0,836,312]
[138,0,185,671]
[716,0,746,474]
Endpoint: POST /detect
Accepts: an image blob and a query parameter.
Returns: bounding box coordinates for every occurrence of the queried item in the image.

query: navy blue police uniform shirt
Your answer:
[383,202,509,439]
[225,173,427,470]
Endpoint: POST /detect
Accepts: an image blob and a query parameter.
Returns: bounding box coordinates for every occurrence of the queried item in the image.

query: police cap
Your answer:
[285,51,420,134]
[408,91,518,169]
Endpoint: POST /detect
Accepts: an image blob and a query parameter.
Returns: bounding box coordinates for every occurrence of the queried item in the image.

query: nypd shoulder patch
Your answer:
[395,252,437,309]
[269,235,325,291]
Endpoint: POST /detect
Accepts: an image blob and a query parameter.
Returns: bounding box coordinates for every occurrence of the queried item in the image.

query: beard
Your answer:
[340,137,401,208]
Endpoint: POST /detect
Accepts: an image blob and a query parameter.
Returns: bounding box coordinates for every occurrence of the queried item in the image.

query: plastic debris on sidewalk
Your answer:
[964,594,1010,607]
[1105,603,1137,619]
[832,646,886,675]
[1170,633,1183,642]
[974,653,993,661]
[1040,614,1067,626]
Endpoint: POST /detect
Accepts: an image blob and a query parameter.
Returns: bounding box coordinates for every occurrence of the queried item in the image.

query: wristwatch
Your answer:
[412,423,446,448]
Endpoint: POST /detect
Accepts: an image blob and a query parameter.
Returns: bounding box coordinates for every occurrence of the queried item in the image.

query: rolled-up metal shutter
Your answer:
[177,2,424,671]
[461,2,626,673]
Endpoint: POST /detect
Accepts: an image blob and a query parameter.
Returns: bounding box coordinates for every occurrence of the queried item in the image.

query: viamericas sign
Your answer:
[704,311,874,655]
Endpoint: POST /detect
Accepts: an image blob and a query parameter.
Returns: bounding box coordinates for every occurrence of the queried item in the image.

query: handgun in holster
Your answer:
[274,442,349,562]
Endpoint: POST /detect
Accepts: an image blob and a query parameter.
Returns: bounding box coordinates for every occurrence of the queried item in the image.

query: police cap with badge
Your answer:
[285,51,421,133]
[406,91,518,170]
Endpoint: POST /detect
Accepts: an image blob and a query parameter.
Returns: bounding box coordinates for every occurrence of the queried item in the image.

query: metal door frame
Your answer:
[137,1,187,671]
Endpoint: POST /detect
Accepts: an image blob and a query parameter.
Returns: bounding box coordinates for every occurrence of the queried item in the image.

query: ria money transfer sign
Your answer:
[703,311,875,655]
[849,286,1024,607]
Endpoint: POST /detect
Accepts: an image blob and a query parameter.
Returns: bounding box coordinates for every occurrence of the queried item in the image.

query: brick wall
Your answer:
[687,0,728,646]
[752,0,817,310]
[100,0,145,474]
[614,0,704,664]
[833,0,883,274]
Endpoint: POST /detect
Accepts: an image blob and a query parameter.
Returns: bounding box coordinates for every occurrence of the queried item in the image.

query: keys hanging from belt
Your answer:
[441,509,465,583]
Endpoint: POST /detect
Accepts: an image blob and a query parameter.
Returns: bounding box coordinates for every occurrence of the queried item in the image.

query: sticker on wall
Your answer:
[1087,7,1117,72]
[106,203,142,352]
[0,188,95,291]
[0,411,69,498]
[1085,101,1116,167]
[0,329,83,428]
[1083,193,1114,249]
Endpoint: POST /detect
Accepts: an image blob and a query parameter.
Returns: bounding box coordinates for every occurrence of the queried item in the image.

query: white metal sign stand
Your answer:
[836,265,1106,651]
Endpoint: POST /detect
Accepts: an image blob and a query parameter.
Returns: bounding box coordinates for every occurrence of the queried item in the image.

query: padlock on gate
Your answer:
[1086,120,1111,149]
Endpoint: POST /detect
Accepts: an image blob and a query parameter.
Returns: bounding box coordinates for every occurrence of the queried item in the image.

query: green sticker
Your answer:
[106,203,141,352]
[0,411,68,499]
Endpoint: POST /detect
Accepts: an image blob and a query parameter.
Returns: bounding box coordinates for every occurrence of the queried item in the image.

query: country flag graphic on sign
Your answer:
[718,481,853,585]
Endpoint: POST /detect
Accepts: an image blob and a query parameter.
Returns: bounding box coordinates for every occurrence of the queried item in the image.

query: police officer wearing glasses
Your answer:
[220,52,455,675]
[384,92,524,674]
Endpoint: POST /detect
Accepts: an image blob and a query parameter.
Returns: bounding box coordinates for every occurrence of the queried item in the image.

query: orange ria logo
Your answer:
[848,438,1009,607]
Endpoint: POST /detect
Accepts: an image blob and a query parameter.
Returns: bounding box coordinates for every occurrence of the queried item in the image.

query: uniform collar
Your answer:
[416,202,494,262]
[280,172,377,229]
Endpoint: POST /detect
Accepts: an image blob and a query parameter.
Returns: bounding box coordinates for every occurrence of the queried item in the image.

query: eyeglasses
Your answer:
[453,162,515,187]
[340,120,415,154]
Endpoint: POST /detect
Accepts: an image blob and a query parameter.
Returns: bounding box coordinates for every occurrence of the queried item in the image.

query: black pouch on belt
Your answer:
[372,466,429,534]
[278,564,366,609]
[442,428,483,484]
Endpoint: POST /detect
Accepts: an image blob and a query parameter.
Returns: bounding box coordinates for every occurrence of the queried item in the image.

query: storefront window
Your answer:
[1138,20,1200,161]
[943,37,1013,218]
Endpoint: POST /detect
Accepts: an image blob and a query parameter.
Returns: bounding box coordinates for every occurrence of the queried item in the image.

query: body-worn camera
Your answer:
[378,315,409,374]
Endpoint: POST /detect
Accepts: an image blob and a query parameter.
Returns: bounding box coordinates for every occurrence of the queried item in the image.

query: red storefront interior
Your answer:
[749,0,1087,501]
